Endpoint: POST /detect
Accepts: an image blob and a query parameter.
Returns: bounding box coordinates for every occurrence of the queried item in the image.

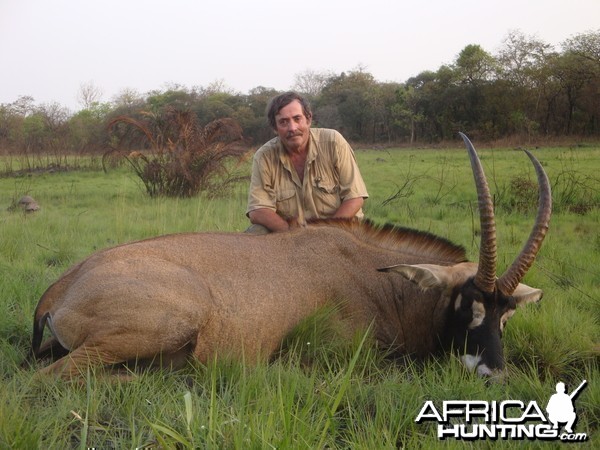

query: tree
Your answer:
[391,85,424,143]
[495,30,558,138]
[7,95,36,117]
[146,87,196,112]
[197,92,236,122]
[68,102,112,155]
[77,81,104,110]
[238,86,279,143]
[496,30,553,88]
[552,50,599,134]
[292,69,333,99]
[455,44,497,84]
[318,68,378,140]
[112,88,144,109]
[198,79,237,96]
[404,68,461,141]
[562,29,600,67]
[559,30,600,134]
[364,81,403,142]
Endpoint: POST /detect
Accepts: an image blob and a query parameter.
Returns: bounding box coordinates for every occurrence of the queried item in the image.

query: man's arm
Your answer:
[331,131,369,212]
[332,197,364,219]
[248,208,290,232]
[247,148,290,232]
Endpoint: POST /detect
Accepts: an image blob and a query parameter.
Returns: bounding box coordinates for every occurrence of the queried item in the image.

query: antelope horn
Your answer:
[496,150,552,295]
[460,132,497,293]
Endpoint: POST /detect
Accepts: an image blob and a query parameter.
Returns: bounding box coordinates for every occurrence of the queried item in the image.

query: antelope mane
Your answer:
[306,218,468,265]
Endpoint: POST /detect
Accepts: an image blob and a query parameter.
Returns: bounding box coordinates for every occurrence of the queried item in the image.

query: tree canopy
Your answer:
[1,29,598,160]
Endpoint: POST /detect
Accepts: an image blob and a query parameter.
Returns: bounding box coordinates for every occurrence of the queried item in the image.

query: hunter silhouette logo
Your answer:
[546,380,587,434]
[415,379,589,442]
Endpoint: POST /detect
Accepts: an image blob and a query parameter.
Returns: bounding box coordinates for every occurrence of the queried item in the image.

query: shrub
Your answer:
[106,108,249,197]
[496,170,599,215]
[508,175,538,213]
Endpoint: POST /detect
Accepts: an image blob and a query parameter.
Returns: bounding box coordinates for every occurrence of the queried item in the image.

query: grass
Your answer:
[0,142,599,448]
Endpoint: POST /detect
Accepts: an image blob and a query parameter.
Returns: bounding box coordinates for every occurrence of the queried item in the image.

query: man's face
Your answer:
[274,100,312,153]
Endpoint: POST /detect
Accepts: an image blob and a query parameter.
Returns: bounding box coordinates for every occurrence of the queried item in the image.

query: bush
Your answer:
[106,108,249,197]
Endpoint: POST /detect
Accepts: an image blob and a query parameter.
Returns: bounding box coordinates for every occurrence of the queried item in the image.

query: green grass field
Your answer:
[0,143,598,448]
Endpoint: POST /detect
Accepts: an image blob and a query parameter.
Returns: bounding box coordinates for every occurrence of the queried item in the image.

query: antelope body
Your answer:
[28,134,551,379]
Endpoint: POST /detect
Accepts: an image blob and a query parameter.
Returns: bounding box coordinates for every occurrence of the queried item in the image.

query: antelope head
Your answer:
[381,133,552,377]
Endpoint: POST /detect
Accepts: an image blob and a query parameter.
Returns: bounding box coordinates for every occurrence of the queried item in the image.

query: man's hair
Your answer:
[266,92,312,129]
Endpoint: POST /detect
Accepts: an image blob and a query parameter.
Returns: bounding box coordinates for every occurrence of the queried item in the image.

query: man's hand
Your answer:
[248,209,291,232]
[332,197,364,219]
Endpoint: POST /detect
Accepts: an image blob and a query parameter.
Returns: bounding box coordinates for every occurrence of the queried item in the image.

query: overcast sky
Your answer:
[1,0,598,111]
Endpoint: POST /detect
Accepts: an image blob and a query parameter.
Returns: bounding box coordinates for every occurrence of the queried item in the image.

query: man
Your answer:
[246,92,368,233]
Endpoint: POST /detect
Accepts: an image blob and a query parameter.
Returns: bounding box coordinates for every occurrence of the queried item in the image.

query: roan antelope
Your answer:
[26,134,551,379]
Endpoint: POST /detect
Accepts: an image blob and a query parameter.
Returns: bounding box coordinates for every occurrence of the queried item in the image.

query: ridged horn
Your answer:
[460,132,497,293]
[496,150,552,295]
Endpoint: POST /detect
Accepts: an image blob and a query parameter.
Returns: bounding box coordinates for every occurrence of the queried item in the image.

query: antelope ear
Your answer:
[512,283,543,306]
[378,264,451,290]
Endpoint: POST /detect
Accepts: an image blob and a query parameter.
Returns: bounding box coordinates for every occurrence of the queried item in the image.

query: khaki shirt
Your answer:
[247,128,368,223]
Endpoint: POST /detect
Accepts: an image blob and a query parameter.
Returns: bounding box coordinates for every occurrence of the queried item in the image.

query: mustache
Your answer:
[286,131,303,138]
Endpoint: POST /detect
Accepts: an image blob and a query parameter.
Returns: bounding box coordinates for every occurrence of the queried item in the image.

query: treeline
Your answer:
[0,29,598,162]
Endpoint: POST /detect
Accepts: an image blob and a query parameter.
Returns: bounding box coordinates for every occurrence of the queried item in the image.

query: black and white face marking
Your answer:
[455,294,486,329]
[460,354,494,377]
[453,293,495,376]
[450,281,519,377]
[500,309,515,334]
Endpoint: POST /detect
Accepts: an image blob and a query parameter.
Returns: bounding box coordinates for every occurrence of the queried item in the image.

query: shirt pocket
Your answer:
[276,189,297,219]
[312,178,340,215]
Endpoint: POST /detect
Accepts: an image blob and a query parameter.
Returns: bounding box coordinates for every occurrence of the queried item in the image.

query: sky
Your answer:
[1,0,598,111]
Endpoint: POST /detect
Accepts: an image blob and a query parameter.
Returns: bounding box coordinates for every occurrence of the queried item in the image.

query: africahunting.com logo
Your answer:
[415,380,589,442]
